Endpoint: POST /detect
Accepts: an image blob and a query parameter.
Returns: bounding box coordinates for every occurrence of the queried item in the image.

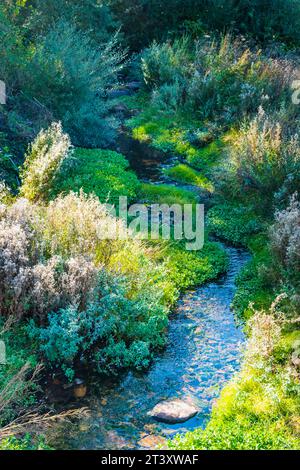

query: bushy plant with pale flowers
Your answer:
[20,123,72,203]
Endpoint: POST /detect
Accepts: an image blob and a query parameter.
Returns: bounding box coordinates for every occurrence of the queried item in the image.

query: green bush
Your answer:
[21,122,71,202]
[52,148,140,204]
[140,35,293,127]
[142,37,191,89]
[227,110,300,208]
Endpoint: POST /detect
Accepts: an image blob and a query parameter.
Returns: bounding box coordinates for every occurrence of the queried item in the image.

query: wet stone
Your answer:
[148,399,198,424]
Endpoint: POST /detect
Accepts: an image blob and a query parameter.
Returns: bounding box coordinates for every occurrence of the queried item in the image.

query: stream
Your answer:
[48,133,249,450]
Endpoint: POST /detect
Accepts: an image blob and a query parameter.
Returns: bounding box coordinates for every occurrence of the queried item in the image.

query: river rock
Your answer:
[148,399,198,424]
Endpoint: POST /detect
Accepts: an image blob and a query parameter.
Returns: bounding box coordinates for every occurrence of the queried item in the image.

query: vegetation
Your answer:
[51,147,141,205]
[1,0,300,453]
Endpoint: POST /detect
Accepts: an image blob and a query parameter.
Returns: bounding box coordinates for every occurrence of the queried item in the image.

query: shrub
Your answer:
[22,21,126,148]
[28,268,168,378]
[140,35,294,126]
[0,189,176,320]
[142,38,190,89]
[20,123,72,203]
[51,148,140,204]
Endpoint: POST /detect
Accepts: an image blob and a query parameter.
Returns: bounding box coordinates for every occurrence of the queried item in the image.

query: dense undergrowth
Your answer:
[0,114,226,447]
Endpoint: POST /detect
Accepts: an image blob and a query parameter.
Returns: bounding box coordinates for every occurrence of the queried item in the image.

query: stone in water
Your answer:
[148,399,198,424]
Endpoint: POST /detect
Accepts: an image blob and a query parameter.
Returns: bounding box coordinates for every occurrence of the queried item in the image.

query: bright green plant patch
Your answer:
[0,321,39,428]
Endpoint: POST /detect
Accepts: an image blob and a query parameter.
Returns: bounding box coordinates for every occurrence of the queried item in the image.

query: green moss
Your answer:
[51,148,141,205]
[164,164,214,192]
[139,183,198,205]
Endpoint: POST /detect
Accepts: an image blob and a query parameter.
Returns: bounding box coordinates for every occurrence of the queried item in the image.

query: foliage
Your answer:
[20,123,71,203]
[0,320,39,428]
[110,0,300,49]
[169,306,300,450]
[270,194,300,284]
[24,0,118,44]
[164,241,228,291]
[207,203,263,246]
[164,164,213,192]
[142,37,191,89]
[0,435,52,450]
[23,21,125,148]
[28,268,168,378]
[139,183,198,206]
[227,109,300,208]
[140,35,294,128]
[51,148,140,205]
[0,5,125,153]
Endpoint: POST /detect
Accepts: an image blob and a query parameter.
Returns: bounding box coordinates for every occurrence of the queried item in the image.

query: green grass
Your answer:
[164,164,214,192]
[0,321,39,428]
[51,148,141,205]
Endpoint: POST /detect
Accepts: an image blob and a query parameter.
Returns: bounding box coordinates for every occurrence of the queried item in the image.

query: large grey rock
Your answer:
[148,399,198,424]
